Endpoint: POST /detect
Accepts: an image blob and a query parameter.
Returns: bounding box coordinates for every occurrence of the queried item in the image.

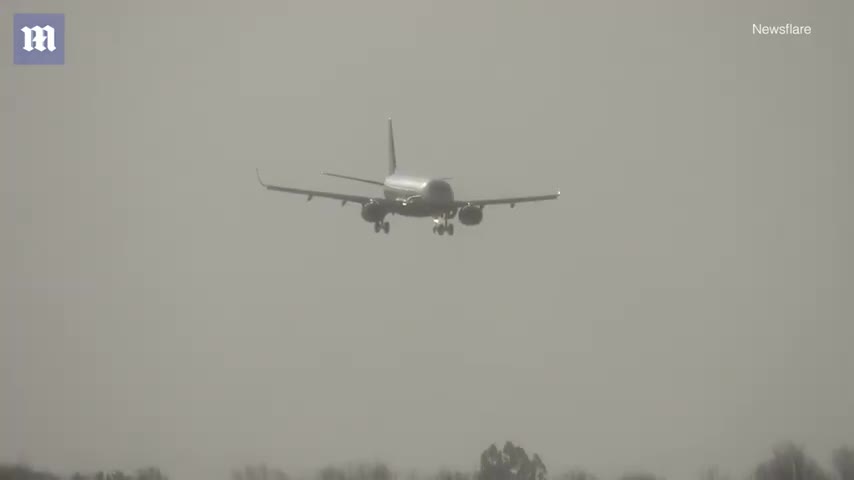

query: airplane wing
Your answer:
[454,191,560,208]
[256,169,381,205]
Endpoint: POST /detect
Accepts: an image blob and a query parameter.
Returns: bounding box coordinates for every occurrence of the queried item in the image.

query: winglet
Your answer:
[256,168,267,188]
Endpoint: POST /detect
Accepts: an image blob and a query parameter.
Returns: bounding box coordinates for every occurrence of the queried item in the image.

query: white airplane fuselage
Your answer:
[382,174,456,217]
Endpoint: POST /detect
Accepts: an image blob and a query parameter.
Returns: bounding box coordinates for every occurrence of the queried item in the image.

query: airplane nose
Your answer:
[426,181,454,204]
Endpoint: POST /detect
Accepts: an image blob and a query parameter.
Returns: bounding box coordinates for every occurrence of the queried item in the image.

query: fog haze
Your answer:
[1,1,852,479]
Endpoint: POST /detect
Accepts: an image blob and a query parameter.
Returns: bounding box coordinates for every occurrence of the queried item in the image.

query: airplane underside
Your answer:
[388,202,453,218]
[370,203,459,236]
[366,214,457,236]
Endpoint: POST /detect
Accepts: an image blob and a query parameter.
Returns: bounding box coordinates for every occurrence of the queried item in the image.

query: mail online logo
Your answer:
[14,13,65,65]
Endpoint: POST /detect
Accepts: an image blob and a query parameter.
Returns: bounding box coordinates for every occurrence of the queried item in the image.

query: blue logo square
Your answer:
[14,13,65,65]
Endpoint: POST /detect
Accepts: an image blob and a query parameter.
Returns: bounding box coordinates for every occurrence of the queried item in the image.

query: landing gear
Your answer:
[432,213,455,236]
[374,221,390,234]
[383,221,390,234]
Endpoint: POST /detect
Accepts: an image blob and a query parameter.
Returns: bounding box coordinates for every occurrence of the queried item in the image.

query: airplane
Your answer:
[256,118,560,236]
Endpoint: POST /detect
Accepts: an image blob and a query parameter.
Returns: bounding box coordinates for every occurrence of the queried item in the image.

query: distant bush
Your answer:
[753,442,831,480]
[834,447,854,480]
[0,464,60,480]
[437,470,473,480]
[554,470,598,480]
[318,463,392,480]
[232,464,289,480]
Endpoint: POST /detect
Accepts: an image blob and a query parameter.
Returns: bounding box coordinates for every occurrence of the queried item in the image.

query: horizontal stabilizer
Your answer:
[321,172,385,186]
[257,168,379,205]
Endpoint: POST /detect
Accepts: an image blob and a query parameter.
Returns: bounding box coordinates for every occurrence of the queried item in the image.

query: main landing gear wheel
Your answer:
[374,222,381,233]
[382,221,390,234]
[374,221,390,234]
[432,215,454,236]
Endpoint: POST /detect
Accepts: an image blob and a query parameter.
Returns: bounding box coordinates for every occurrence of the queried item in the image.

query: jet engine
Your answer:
[360,200,387,223]
[458,205,483,225]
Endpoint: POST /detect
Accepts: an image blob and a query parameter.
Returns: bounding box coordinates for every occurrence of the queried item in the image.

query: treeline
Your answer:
[0,466,167,480]
[2,441,853,480]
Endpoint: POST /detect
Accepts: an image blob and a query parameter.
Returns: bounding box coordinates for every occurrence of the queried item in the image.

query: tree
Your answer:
[478,441,547,480]
[833,447,854,480]
[753,442,831,480]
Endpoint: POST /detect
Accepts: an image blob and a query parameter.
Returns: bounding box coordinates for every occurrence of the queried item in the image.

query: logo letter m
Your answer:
[21,25,56,52]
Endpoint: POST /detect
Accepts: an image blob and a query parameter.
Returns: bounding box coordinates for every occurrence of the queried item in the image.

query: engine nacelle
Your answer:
[360,201,387,223]
[458,205,483,226]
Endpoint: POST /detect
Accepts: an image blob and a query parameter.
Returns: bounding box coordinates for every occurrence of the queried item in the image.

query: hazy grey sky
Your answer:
[1,1,851,479]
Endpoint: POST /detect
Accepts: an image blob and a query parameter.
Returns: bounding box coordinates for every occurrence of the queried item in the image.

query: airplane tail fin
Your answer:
[388,117,397,175]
